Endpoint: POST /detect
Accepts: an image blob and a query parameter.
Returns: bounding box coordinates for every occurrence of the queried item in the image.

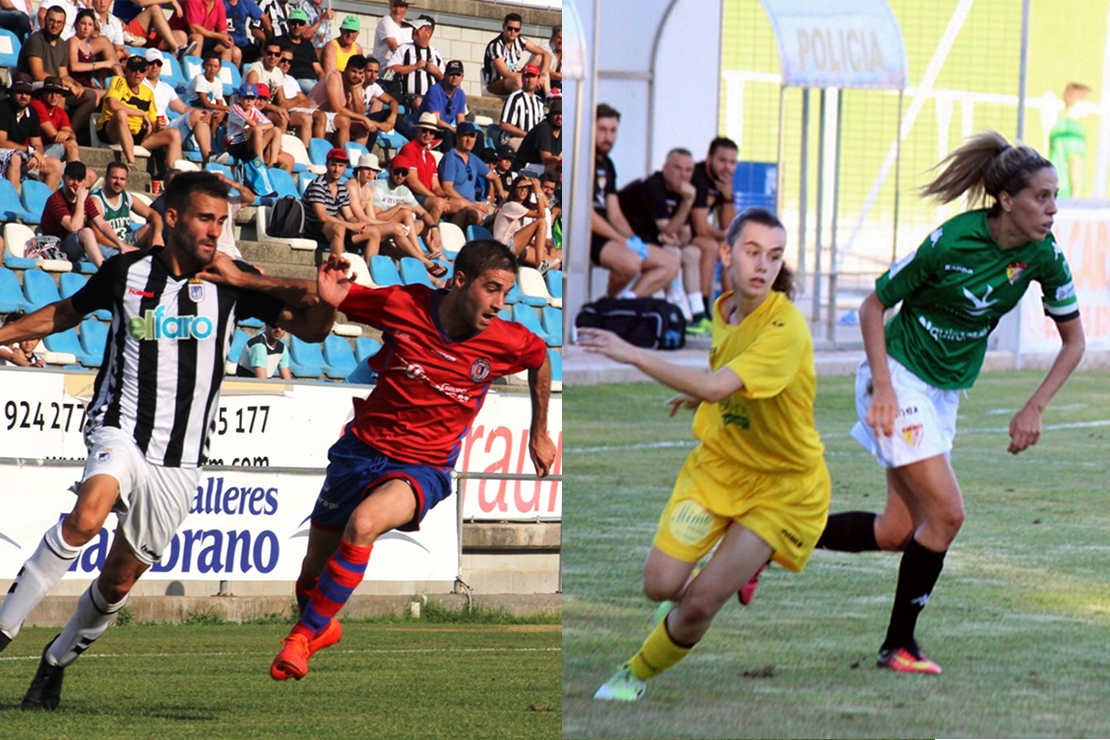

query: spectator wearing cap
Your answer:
[482,12,552,97]
[361,55,415,150]
[30,76,80,167]
[393,111,448,253]
[0,75,64,194]
[489,143,516,199]
[224,0,264,65]
[280,7,324,94]
[141,48,217,165]
[18,5,100,139]
[228,81,293,170]
[41,161,132,268]
[494,173,557,272]
[347,153,446,278]
[182,0,233,64]
[98,55,183,167]
[302,147,380,258]
[274,49,317,147]
[68,7,122,103]
[322,14,363,74]
[499,64,545,151]
[513,96,561,174]
[417,58,468,153]
[289,0,333,50]
[306,53,376,148]
[0,0,32,43]
[373,0,411,65]
[373,157,439,253]
[385,14,442,110]
[185,53,230,130]
[438,120,503,228]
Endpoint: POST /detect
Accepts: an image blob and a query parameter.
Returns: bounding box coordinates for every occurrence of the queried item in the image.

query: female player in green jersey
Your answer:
[819,131,1085,674]
[579,208,831,701]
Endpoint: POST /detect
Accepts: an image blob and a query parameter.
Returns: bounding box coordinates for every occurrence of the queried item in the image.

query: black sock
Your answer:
[816,511,879,552]
[882,537,946,652]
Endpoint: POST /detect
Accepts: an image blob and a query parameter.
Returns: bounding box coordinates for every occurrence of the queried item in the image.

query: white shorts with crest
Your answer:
[79,426,199,565]
[850,357,960,469]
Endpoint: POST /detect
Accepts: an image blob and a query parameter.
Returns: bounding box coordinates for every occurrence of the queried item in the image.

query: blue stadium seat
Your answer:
[504,283,521,305]
[545,269,562,299]
[511,305,558,347]
[164,53,187,93]
[78,262,98,275]
[221,60,242,98]
[308,138,332,166]
[369,256,402,287]
[514,279,546,308]
[59,273,111,320]
[227,329,249,364]
[485,123,501,151]
[259,168,300,205]
[497,306,511,321]
[466,224,494,242]
[398,257,432,287]
[0,28,20,69]
[182,55,203,83]
[79,319,108,360]
[344,142,369,176]
[298,173,315,196]
[288,335,328,378]
[44,328,99,366]
[0,179,33,222]
[205,161,233,178]
[20,180,53,225]
[322,335,357,377]
[237,316,264,329]
[0,267,32,312]
[541,306,563,347]
[375,127,408,156]
[22,269,61,311]
[548,348,562,383]
[354,337,382,363]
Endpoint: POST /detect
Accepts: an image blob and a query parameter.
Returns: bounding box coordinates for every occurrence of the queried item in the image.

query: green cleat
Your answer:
[685,316,712,336]
[653,600,675,626]
[594,665,646,701]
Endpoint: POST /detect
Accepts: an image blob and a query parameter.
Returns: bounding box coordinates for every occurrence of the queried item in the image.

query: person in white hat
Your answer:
[347,153,446,278]
[141,47,218,165]
[393,110,448,254]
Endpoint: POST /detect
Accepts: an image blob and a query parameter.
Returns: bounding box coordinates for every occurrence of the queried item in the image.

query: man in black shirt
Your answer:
[590,103,678,299]
[513,96,560,174]
[690,137,738,303]
[0,74,63,193]
[281,8,323,93]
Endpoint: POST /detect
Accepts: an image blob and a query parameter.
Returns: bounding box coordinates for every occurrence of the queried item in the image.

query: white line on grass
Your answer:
[570,419,1110,454]
[0,646,561,662]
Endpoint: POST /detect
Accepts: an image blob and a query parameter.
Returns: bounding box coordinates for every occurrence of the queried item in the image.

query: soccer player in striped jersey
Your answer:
[256,239,557,681]
[0,171,345,710]
[819,132,1084,674]
[580,209,831,702]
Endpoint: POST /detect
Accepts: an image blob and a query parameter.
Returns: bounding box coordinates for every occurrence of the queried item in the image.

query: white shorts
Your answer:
[850,357,960,469]
[80,426,199,565]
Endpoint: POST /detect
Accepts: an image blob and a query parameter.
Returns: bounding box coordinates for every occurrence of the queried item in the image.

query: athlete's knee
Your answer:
[642,573,681,603]
[873,515,914,551]
[96,569,135,604]
[61,510,105,547]
[674,590,719,629]
[929,504,964,542]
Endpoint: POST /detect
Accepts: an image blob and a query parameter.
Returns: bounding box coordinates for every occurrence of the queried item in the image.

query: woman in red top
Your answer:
[67,10,119,107]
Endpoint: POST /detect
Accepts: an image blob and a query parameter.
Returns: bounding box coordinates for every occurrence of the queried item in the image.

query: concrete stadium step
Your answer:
[78,145,153,193]
[470,95,506,121]
[238,240,317,281]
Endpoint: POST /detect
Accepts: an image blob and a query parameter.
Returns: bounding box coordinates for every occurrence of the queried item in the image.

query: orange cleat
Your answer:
[308,618,342,657]
[877,646,942,675]
[270,633,311,681]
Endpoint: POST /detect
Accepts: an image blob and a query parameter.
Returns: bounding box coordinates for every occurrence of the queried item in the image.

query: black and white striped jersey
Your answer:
[70,251,283,468]
[482,34,529,86]
[500,90,545,140]
[385,43,444,99]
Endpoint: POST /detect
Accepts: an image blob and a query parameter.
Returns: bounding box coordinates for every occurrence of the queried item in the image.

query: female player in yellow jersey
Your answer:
[578,208,831,701]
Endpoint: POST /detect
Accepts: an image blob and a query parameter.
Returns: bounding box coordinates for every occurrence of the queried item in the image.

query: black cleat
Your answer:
[0,631,11,653]
[21,637,65,711]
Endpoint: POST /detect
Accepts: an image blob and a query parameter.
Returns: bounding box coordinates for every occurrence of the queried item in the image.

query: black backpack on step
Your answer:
[267,196,305,238]
[575,297,687,350]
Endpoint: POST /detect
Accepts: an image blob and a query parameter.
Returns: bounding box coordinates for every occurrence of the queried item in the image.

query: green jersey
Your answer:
[876,209,1079,389]
[1048,115,1086,199]
[92,189,133,243]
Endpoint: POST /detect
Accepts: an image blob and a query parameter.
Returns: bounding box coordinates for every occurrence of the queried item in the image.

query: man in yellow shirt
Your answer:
[97,55,182,168]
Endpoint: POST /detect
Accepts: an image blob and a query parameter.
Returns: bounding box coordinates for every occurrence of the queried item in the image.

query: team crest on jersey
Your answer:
[188,278,205,303]
[470,358,491,382]
[1006,262,1027,284]
[96,449,112,462]
[901,424,923,448]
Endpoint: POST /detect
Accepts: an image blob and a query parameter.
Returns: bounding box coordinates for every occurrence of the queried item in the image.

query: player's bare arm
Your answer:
[1008,315,1085,455]
[0,299,85,346]
[527,355,555,477]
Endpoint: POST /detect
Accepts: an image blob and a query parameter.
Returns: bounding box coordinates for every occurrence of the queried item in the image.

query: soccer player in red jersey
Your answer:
[266,239,556,680]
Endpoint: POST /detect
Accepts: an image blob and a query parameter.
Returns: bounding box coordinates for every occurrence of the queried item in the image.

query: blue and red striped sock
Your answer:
[293,541,371,638]
[295,573,317,615]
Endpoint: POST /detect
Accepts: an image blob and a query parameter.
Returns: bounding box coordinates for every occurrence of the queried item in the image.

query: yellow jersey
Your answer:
[692,290,825,474]
[99,76,158,135]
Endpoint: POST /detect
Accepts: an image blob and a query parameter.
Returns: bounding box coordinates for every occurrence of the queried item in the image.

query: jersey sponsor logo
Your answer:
[668,500,714,546]
[929,228,943,246]
[188,278,205,303]
[129,306,215,341]
[961,284,997,316]
[1056,281,1076,302]
[1006,262,1027,284]
[780,527,804,548]
[945,264,974,274]
[898,405,918,417]
[902,423,923,447]
[916,314,990,343]
[128,287,155,298]
[888,250,916,278]
[431,348,458,362]
[470,358,491,382]
[404,362,427,380]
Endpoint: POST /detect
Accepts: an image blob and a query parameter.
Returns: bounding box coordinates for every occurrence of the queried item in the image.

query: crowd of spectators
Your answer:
[0,1,562,278]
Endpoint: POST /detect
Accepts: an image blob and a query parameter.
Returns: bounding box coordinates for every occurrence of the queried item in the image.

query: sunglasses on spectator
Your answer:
[280,57,293,64]
[392,168,407,176]
[288,19,305,25]
[266,49,282,56]
[505,25,521,32]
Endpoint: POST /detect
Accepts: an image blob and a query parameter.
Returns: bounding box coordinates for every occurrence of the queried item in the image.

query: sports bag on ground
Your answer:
[575,297,686,350]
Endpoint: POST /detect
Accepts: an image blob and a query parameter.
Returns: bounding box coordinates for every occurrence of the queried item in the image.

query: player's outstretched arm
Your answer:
[0,299,84,346]
[200,252,319,307]
[577,327,743,403]
[1008,315,1085,455]
[273,257,352,342]
[527,354,555,477]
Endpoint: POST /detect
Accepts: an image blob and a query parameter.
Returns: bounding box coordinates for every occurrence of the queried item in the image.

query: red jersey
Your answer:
[340,283,547,468]
[396,140,439,192]
[41,190,100,240]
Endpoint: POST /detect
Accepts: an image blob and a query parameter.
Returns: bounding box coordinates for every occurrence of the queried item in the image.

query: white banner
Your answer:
[760,0,907,89]
[0,371,562,521]
[1016,201,1110,353]
[0,465,457,581]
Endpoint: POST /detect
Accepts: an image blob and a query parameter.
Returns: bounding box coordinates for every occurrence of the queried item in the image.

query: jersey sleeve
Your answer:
[278,344,290,368]
[724,306,808,400]
[1038,238,1080,321]
[503,322,547,373]
[875,229,945,308]
[70,255,124,315]
[338,283,395,327]
[247,341,268,368]
[232,261,284,324]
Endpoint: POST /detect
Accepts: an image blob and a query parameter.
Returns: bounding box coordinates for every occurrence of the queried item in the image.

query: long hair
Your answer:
[724,207,795,301]
[920,130,1052,209]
